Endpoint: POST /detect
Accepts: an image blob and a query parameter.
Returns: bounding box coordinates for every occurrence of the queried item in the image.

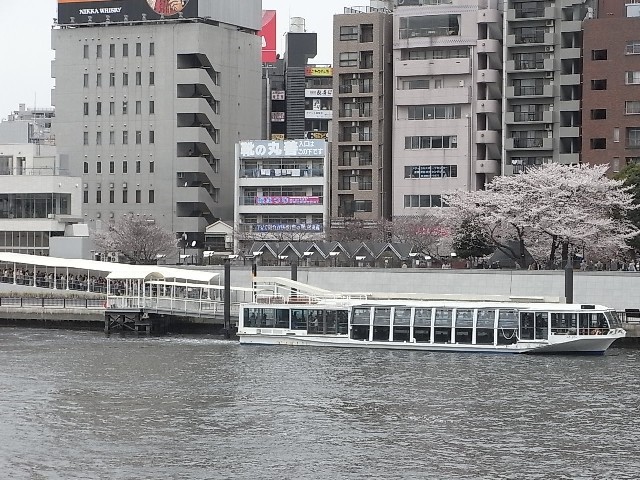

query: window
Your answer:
[590,109,606,120]
[406,104,461,120]
[122,131,128,145]
[96,190,102,203]
[109,43,115,58]
[109,101,115,115]
[96,131,102,145]
[149,190,155,203]
[109,190,115,204]
[83,162,89,174]
[135,131,142,145]
[399,14,460,38]
[122,101,128,114]
[404,195,443,208]
[149,72,155,85]
[96,44,102,58]
[136,71,141,86]
[353,200,371,212]
[109,161,114,174]
[83,131,89,145]
[97,73,102,87]
[83,44,89,59]
[339,52,358,67]
[591,79,607,90]
[149,161,155,173]
[83,102,89,116]
[122,161,128,174]
[135,42,141,56]
[404,165,458,178]
[592,49,607,60]
[83,74,89,87]
[614,127,620,143]
[97,161,102,174]
[627,3,640,17]
[122,72,128,86]
[149,42,155,56]
[135,160,141,173]
[149,100,155,114]
[628,128,640,147]
[135,101,141,114]
[149,131,155,144]
[404,135,458,149]
[626,101,640,114]
[122,43,128,57]
[132,189,141,204]
[109,131,115,145]
[401,79,429,90]
[340,26,358,41]
[109,72,115,87]
[626,71,640,85]
[590,138,607,149]
[83,190,89,204]
[627,41,640,55]
[122,190,128,203]
[96,102,102,115]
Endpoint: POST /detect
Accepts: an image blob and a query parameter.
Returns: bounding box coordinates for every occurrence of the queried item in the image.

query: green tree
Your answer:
[616,163,640,251]
[453,219,494,260]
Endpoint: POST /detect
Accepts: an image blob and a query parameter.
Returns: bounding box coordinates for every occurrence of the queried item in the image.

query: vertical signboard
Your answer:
[259,10,277,63]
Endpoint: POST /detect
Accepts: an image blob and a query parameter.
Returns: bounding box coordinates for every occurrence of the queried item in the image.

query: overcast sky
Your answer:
[0,0,351,120]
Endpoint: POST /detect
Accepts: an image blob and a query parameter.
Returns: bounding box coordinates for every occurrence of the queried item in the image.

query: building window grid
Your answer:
[626,71,640,85]
[404,195,443,208]
[404,135,458,149]
[626,101,640,115]
[406,105,461,120]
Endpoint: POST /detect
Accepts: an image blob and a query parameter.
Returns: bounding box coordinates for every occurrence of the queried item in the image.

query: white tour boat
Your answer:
[238,281,625,354]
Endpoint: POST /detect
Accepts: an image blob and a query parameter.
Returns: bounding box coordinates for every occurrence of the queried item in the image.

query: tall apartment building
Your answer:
[52,1,261,251]
[332,6,394,221]
[582,0,640,171]
[503,0,592,173]
[392,0,502,217]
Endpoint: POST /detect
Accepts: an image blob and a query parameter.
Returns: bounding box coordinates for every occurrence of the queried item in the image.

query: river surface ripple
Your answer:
[0,329,639,479]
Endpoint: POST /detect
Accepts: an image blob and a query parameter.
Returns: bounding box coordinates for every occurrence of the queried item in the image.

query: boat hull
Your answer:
[238,330,625,355]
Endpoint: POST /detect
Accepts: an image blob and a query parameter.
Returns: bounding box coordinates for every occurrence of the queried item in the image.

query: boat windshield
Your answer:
[605,310,622,328]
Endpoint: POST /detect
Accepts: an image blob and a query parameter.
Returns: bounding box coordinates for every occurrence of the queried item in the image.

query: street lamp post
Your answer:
[181,233,187,264]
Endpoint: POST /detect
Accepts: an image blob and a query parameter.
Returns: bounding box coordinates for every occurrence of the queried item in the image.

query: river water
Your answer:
[0,329,639,480]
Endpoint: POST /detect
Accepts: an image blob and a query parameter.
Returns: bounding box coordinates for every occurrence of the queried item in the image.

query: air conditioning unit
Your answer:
[122,182,127,189]
[109,183,114,189]
[545,71,554,78]
[177,172,184,178]
[545,46,554,52]
[546,20,554,27]
[83,183,88,189]
[545,124,553,131]
[96,212,101,218]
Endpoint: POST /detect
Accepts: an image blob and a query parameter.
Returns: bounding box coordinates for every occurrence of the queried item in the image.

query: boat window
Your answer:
[579,312,609,335]
[373,307,391,325]
[604,311,621,328]
[535,312,548,340]
[520,312,535,340]
[291,309,308,330]
[337,311,349,334]
[455,309,473,328]
[307,309,324,334]
[243,308,277,327]
[393,307,411,326]
[352,307,371,325]
[434,308,453,327]
[325,310,338,334]
[477,309,495,328]
[414,308,432,326]
[551,313,577,335]
[498,309,519,328]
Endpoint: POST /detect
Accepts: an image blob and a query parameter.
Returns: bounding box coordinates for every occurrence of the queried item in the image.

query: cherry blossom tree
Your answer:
[93,215,178,265]
[388,214,451,259]
[443,163,639,268]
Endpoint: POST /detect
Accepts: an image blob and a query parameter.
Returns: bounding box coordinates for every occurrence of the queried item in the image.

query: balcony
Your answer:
[560,73,580,85]
[558,47,581,59]
[239,167,324,179]
[476,130,500,145]
[477,69,501,83]
[505,110,554,124]
[506,84,554,98]
[476,39,501,55]
[508,5,555,21]
[558,100,580,111]
[560,20,582,32]
[559,126,580,138]
[477,9,502,24]
[396,87,470,106]
[394,58,470,77]
[476,99,500,114]
[505,137,554,150]
[475,159,500,174]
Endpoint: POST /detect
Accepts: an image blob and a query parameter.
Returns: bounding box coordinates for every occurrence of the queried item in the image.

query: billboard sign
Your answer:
[239,140,326,158]
[305,89,333,98]
[259,10,277,63]
[254,224,323,233]
[305,110,333,119]
[305,67,333,77]
[255,196,321,205]
[57,0,198,25]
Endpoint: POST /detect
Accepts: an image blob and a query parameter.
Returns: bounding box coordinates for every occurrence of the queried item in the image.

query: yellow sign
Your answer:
[305,67,333,77]
[271,134,285,140]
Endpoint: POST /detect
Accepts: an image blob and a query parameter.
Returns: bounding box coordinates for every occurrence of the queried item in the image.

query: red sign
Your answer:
[260,10,277,63]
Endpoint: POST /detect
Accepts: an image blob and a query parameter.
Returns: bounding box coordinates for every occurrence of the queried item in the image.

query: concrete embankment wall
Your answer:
[216,266,640,312]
